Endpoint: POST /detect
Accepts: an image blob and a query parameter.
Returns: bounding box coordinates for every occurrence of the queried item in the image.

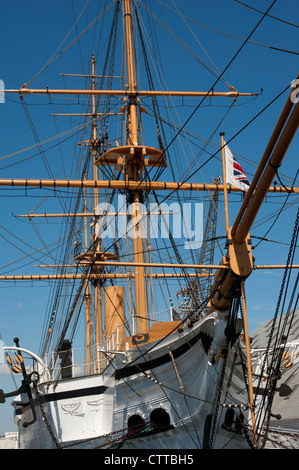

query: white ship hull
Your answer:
[13,313,261,449]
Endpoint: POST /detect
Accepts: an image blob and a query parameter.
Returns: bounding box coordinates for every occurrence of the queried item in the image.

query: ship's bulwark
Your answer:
[12,314,264,449]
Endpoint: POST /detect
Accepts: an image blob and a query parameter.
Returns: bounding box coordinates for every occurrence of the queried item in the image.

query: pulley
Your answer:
[5,353,23,373]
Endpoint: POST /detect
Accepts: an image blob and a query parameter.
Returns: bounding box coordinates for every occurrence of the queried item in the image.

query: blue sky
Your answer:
[0,0,298,434]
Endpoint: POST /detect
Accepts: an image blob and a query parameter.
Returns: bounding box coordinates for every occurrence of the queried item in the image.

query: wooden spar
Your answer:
[233,98,299,243]
[2,265,297,283]
[35,262,226,270]
[220,132,230,233]
[5,88,258,98]
[35,263,299,270]
[15,211,176,218]
[232,74,299,239]
[0,273,213,281]
[241,282,258,448]
[51,113,122,116]
[60,73,123,78]
[0,179,296,193]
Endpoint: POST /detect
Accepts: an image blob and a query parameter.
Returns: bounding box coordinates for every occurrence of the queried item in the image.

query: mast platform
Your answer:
[95,145,167,169]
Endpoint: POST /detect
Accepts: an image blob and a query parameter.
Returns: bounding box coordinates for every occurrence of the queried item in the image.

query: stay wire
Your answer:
[144,0,278,179]
[234,0,299,29]
[23,0,116,87]
[254,205,299,435]
[158,0,299,56]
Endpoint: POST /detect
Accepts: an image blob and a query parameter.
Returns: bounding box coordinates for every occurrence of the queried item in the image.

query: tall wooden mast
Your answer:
[123,0,147,335]
[90,55,103,369]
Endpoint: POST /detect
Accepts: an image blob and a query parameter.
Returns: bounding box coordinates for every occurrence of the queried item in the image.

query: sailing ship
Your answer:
[0,0,298,449]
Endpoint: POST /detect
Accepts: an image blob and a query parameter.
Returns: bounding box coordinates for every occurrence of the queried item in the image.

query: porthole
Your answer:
[127,414,146,433]
[150,408,170,430]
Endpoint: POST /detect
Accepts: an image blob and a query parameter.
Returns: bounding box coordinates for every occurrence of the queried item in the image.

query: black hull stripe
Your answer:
[39,385,108,404]
[16,385,108,413]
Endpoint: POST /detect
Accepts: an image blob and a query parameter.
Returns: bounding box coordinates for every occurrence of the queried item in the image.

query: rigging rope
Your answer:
[157,0,299,55]
[253,205,299,443]
[234,0,299,29]
[23,1,117,87]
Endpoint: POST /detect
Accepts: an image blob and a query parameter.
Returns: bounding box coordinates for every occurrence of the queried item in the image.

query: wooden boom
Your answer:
[5,88,257,99]
[208,91,299,313]
[0,179,296,193]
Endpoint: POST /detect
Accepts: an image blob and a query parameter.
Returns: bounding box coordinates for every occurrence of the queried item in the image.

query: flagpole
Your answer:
[240,281,258,448]
[220,132,230,233]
